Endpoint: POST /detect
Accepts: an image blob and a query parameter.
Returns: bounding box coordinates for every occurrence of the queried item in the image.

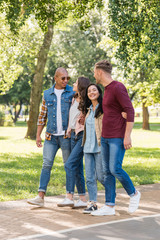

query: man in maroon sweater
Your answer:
[91,60,141,216]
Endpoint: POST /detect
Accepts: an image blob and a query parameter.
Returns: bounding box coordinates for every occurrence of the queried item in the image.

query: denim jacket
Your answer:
[43,84,74,135]
[82,107,103,147]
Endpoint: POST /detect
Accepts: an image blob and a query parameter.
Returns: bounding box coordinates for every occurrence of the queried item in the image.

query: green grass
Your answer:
[0,119,160,201]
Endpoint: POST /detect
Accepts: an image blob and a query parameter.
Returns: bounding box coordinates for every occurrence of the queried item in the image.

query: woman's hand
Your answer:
[122,112,127,119]
[66,127,71,138]
[78,113,85,125]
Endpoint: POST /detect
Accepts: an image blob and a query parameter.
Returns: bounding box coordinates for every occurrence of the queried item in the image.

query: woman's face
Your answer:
[73,79,78,92]
[87,85,99,101]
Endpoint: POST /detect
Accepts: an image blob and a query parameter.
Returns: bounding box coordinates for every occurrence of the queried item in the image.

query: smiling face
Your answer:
[54,69,70,89]
[87,84,100,102]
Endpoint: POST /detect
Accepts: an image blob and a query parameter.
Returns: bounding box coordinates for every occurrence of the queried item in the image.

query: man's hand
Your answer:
[36,136,42,147]
[124,122,134,150]
[123,135,132,150]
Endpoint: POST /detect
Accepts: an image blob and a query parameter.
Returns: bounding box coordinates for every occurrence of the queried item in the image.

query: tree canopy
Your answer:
[107,0,160,129]
[0,0,103,32]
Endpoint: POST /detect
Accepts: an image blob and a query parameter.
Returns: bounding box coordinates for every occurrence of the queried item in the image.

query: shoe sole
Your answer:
[72,205,87,209]
[91,213,115,216]
[27,201,44,207]
[57,203,74,207]
[83,211,92,214]
[91,213,115,217]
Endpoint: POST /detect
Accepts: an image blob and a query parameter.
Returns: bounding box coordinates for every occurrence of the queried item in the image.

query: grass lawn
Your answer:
[0,118,160,201]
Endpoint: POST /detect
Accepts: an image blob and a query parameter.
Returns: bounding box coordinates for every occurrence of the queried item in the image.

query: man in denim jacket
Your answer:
[27,67,74,207]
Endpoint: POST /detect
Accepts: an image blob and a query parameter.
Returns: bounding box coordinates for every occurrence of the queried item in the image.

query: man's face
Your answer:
[55,71,70,89]
[94,67,101,84]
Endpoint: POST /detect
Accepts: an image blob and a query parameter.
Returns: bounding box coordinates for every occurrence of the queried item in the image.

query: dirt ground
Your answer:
[0,183,160,240]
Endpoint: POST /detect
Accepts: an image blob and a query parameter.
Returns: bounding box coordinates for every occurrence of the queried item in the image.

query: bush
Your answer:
[0,111,5,126]
[4,114,14,126]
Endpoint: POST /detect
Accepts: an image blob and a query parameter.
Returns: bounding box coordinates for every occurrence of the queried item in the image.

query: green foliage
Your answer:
[0,110,5,126]
[132,80,160,107]
[0,15,23,93]
[0,14,43,94]
[4,114,14,127]
[0,0,103,32]
[44,14,108,86]
[0,109,14,126]
[108,0,159,67]
[107,0,160,109]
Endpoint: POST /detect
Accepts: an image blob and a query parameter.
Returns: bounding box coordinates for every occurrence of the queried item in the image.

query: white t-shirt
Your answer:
[53,88,65,136]
[68,99,80,129]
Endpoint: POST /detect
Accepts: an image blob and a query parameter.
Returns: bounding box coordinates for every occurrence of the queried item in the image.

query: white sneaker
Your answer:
[72,199,87,209]
[128,191,141,213]
[27,195,44,207]
[57,198,74,207]
[91,205,115,216]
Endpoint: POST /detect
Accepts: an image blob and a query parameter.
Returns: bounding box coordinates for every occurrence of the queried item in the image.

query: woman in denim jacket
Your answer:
[57,76,90,208]
[82,83,127,214]
[82,83,105,213]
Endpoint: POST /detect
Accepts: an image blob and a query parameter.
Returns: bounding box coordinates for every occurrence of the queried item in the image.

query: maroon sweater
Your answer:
[102,81,134,138]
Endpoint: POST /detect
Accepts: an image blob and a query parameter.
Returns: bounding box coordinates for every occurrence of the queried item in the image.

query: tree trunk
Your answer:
[13,102,22,123]
[25,24,54,139]
[7,105,14,122]
[142,102,150,130]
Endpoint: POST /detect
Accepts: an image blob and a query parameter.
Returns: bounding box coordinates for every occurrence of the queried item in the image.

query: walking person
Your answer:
[27,67,74,207]
[82,83,126,214]
[82,83,105,214]
[57,76,90,208]
[91,60,141,216]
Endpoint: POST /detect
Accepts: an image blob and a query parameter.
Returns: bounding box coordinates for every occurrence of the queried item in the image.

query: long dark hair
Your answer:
[77,76,90,113]
[83,83,103,118]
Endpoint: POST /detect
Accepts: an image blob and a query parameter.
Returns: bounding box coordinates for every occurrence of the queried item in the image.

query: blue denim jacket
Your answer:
[83,105,101,153]
[44,84,74,134]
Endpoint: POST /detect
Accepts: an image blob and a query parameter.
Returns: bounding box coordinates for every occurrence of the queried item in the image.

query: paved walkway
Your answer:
[0,183,160,240]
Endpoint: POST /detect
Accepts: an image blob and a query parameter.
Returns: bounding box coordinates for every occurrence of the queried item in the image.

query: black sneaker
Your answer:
[83,204,97,214]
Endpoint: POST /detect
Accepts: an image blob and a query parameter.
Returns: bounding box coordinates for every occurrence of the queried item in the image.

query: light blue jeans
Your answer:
[65,131,86,195]
[38,135,71,192]
[101,137,136,206]
[84,152,104,202]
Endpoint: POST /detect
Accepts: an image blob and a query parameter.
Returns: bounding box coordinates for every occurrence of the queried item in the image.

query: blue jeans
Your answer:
[38,135,71,192]
[65,131,85,195]
[101,137,136,206]
[84,152,104,202]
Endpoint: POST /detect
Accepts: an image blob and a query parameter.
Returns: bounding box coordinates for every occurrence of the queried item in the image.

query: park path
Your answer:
[0,183,160,240]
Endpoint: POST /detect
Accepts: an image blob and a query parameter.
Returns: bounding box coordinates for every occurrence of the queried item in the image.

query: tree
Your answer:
[0,75,31,123]
[108,0,160,129]
[0,0,103,139]
[0,14,23,93]
[46,13,108,85]
[0,15,43,123]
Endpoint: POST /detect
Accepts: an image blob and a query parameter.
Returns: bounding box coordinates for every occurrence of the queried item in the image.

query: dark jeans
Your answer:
[65,131,86,195]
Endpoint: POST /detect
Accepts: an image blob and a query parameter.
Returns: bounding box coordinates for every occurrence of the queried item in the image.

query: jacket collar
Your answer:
[50,84,71,94]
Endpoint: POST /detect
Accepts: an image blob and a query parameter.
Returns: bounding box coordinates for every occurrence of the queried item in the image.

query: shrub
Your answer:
[4,114,14,126]
[0,111,5,126]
